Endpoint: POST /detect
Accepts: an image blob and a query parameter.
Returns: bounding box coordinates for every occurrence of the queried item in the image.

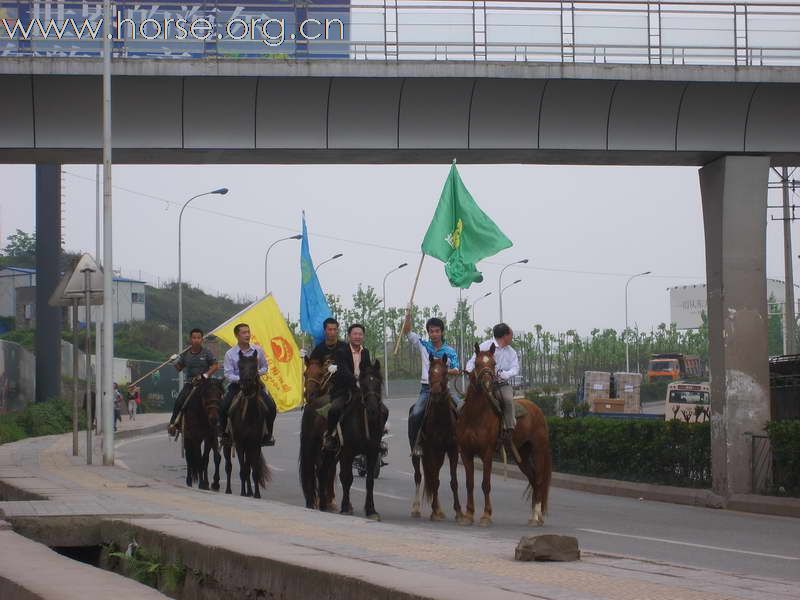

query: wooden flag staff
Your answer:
[393,253,426,355]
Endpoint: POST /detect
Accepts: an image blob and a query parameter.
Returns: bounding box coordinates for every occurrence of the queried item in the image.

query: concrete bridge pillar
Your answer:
[34,164,62,403]
[699,155,771,497]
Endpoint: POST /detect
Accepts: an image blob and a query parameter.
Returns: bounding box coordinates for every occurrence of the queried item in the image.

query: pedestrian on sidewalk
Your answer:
[127,385,140,421]
[113,383,123,431]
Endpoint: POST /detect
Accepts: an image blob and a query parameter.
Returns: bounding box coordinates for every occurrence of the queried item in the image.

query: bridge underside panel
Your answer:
[1,73,799,165]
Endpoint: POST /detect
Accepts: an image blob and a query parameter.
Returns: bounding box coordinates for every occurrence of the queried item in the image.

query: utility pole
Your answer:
[782,167,797,354]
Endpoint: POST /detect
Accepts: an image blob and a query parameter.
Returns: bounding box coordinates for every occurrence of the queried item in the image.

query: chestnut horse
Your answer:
[411,356,463,522]
[299,357,337,510]
[457,343,552,526]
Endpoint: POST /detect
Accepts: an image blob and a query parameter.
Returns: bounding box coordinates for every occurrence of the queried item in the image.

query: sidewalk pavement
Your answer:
[0,414,797,600]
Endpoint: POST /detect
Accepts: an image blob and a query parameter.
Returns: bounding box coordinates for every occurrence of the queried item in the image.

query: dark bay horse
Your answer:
[224,351,271,498]
[299,357,337,510]
[457,343,552,526]
[319,360,387,520]
[411,356,463,522]
[182,378,223,491]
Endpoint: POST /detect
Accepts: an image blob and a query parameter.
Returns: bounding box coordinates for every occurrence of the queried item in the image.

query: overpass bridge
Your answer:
[1,0,799,500]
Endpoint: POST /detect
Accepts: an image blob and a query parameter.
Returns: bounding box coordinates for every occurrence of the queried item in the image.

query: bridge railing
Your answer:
[2,0,800,66]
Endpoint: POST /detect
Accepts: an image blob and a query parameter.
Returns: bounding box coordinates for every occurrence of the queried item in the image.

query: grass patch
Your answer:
[0,398,79,444]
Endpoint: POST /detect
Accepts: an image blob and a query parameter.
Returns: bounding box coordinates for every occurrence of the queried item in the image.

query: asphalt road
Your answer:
[117,398,800,583]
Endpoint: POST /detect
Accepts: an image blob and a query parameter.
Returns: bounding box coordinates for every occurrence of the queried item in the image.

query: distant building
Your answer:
[0,266,146,329]
[669,279,797,329]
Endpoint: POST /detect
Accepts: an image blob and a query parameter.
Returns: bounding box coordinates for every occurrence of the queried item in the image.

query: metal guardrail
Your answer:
[749,431,772,495]
[2,0,800,66]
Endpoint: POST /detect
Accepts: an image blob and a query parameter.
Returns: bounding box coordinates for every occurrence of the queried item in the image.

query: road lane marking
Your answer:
[578,528,800,561]
[116,433,166,448]
[350,486,408,501]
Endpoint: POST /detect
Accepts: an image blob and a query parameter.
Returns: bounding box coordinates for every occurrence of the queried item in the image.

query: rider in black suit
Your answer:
[322,323,371,451]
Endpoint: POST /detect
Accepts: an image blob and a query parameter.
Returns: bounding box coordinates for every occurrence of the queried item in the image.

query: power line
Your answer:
[62,169,705,281]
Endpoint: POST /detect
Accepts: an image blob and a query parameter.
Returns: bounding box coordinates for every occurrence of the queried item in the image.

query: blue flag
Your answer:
[299,213,332,345]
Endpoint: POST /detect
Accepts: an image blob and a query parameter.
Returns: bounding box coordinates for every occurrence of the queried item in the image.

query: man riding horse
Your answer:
[322,323,375,452]
[219,323,277,447]
[402,312,461,457]
[168,328,219,436]
[465,322,519,455]
[309,317,348,365]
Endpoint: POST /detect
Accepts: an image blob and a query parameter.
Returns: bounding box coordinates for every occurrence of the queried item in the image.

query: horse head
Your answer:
[428,355,450,397]
[238,350,261,396]
[469,342,497,399]
[359,359,383,418]
[303,358,331,404]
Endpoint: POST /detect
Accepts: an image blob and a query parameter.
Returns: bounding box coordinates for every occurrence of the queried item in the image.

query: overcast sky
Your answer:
[1,163,797,336]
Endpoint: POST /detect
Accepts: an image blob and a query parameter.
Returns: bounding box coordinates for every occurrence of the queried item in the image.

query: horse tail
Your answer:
[422,458,436,504]
[251,446,271,488]
[299,406,319,507]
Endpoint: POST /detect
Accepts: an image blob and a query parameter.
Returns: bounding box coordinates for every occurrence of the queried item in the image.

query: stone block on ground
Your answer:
[515,534,580,562]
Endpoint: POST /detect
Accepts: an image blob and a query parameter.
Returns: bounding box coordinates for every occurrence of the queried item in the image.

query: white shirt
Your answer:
[224,344,268,383]
[465,338,519,382]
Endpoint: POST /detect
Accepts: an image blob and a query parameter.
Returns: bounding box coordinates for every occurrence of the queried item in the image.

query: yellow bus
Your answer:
[664,381,710,422]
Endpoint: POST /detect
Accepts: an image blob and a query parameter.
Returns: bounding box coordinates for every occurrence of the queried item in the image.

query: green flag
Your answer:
[421,163,513,288]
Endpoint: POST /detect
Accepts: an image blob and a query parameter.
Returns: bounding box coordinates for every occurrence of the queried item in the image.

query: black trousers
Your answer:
[220,383,277,436]
[170,382,194,424]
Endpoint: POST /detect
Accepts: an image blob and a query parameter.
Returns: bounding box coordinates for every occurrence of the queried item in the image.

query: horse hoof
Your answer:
[430,511,446,522]
[198,483,209,491]
[254,493,261,500]
[479,516,492,527]
[341,508,353,516]
[328,502,338,512]
[410,509,421,518]
[225,489,232,495]
[211,483,220,492]
[367,513,381,522]
[458,516,473,526]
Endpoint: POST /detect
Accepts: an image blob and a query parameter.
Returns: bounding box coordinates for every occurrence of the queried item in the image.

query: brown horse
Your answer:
[457,343,552,526]
[299,357,337,510]
[224,352,271,498]
[182,378,223,491]
[411,356,463,521]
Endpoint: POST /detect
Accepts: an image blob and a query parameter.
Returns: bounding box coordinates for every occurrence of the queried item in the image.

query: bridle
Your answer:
[472,354,496,396]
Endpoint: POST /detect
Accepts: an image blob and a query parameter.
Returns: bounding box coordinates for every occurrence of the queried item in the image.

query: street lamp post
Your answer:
[264,234,302,294]
[499,259,528,322]
[470,291,493,331]
[382,262,408,397]
[624,271,651,373]
[177,188,228,388]
[315,253,344,273]
[500,279,522,322]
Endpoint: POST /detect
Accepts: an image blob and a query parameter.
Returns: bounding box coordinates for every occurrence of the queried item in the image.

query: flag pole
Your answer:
[393,253,426,355]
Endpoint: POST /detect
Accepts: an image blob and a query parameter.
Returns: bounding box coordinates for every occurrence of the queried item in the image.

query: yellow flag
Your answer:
[209,295,302,412]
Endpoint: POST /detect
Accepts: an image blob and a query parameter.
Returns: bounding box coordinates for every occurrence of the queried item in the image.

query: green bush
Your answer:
[547,417,711,487]
[0,398,78,444]
[766,420,800,496]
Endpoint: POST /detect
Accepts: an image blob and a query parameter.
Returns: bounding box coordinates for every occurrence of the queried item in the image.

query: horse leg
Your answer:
[237,443,250,497]
[479,449,494,527]
[411,454,422,518]
[198,439,211,491]
[460,452,475,526]
[184,440,194,487]
[326,462,338,512]
[211,441,221,492]
[517,446,542,526]
[224,444,233,495]
[250,445,262,499]
[338,452,354,515]
[430,450,446,521]
[448,446,464,522]
[364,449,380,521]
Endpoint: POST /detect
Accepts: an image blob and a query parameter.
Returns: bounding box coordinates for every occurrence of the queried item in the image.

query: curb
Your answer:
[114,421,167,441]
[483,460,800,518]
